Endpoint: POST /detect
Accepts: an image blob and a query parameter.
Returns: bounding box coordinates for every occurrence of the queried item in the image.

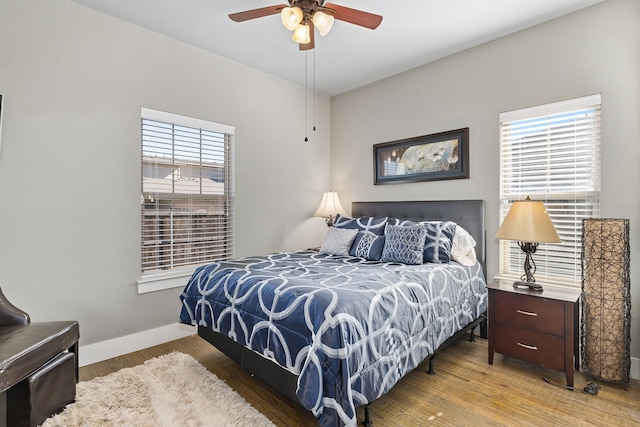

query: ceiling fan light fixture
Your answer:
[312,11,334,36]
[281,6,303,31]
[292,22,311,44]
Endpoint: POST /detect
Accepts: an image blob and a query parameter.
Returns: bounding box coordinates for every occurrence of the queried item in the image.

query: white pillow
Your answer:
[450,225,478,266]
[319,227,359,256]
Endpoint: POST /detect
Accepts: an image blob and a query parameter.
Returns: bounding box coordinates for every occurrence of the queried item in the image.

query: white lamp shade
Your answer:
[312,11,334,36]
[495,197,561,243]
[292,22,311,44]
[281,7,303,31]
[314,192,347,219]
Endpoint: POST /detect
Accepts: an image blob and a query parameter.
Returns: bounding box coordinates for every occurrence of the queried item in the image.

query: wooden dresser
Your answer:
[487,279,581,388]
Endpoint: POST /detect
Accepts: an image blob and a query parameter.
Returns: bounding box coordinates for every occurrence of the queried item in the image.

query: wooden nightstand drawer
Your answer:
[494,291,565,336]
[494,324,565,371]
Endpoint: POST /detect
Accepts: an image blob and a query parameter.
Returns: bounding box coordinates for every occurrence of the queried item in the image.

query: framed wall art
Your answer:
[373,127,469,185]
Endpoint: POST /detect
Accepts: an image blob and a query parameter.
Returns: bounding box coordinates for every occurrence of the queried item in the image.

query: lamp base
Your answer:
[513,280,543,292]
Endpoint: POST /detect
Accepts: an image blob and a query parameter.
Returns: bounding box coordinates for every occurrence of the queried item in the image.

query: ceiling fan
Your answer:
[229,1,383,50]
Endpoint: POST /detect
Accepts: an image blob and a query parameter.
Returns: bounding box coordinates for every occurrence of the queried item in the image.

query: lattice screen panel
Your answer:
[581,218,631,384]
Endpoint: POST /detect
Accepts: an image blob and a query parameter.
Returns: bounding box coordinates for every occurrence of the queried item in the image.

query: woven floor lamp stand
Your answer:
[581,218,631,385]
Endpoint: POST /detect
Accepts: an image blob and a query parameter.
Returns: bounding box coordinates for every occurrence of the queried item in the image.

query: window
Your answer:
[140,108,235,287]
[498,94,601,287]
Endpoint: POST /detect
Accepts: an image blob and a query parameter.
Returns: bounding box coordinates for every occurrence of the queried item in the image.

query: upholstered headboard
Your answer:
[352,200,486,272]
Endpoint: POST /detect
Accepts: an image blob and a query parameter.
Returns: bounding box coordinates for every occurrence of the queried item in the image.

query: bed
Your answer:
[179,200,487,427]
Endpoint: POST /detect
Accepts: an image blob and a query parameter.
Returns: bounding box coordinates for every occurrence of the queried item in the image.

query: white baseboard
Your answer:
[79,322,196,367]
[631,356,639,381]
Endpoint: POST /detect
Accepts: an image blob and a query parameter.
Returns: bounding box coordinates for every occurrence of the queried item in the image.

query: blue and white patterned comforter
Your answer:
[179,250,487,427]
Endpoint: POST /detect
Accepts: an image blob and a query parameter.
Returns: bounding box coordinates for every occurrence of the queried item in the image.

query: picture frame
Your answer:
[373,127,469,184]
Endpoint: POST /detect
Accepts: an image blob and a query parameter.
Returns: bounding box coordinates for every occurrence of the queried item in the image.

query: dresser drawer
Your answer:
[494,291,565,336]
[494,324,565,371]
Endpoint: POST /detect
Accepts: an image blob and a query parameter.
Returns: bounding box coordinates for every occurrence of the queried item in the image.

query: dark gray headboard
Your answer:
[352,200,486,271]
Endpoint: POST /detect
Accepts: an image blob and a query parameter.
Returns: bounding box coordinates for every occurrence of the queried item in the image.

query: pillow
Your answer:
[333,214,388,236]
[319,227,359,256]
[451,225,478,266]
[422,221,457,263]
[350,231,386,261]
[386,218,456,263]
[380,224,427,265]
[386,218,411,226]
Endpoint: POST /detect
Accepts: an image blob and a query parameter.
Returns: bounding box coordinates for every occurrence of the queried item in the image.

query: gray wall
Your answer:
[330,0,640,359]
[0,0,330,345]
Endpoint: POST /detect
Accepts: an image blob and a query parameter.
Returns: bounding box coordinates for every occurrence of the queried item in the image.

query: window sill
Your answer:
[137,269,195,294]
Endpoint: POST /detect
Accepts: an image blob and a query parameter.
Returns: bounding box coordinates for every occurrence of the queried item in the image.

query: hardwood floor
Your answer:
[80,334,640,426]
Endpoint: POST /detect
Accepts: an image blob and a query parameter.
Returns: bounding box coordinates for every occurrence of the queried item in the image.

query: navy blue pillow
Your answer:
[334,214,387,236]
[386,219,456,263]
[422,221,456,263]
[350,231,386,261]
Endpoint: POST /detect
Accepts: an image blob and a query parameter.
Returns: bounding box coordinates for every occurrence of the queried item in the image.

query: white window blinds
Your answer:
[141,108,235,277]
[498,94,601,287]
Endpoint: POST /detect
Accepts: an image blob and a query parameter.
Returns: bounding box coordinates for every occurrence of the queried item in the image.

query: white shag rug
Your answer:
[42,352,276,427]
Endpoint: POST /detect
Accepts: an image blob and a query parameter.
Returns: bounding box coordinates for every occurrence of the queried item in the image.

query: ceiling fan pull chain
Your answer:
[304,50,309,142]
[313,48,316,132]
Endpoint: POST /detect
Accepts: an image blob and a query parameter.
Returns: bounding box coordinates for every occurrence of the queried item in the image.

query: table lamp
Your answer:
[495,196,561,291]
[313,191,347,227]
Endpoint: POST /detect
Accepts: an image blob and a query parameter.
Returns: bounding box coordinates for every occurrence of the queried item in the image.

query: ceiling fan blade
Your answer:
[323,3,382,29]
[299,21,315,50]
[229,5,285,23]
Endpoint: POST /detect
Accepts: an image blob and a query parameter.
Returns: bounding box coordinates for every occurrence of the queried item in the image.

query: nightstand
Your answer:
[487,279,581,388]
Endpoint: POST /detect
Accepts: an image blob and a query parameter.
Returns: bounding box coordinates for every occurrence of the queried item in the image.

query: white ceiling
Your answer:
[70,0,604,96]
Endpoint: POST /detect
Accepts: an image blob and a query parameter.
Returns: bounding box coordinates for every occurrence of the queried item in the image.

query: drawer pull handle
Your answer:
[516,309,538,317]
[517,342,538,351]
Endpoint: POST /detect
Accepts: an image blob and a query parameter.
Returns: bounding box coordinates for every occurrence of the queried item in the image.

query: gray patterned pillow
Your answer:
[319,227,359,256]
[387,219,456,263]
[381,224,427,265]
